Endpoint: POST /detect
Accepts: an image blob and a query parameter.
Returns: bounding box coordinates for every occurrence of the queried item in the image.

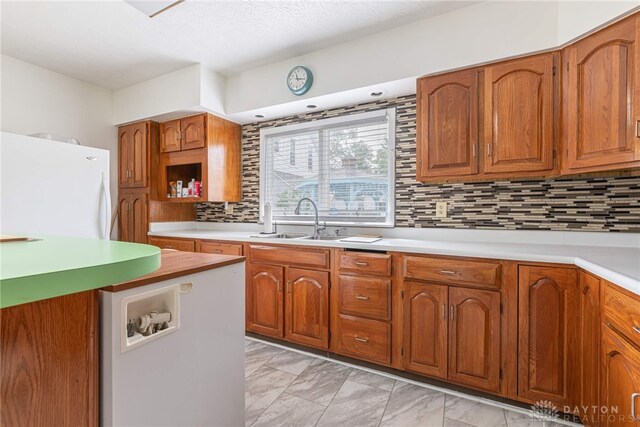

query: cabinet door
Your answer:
[483,53,556,174]
[118,125,132,188]
[601,325,640,427]
[131,193,148,244]
[448,287,501,392]
[285,268,329,349]
[118,193,131,242]
[416,69,479,180]
[130,122,148,188]
[578,271,601,419]
[518,265,578,406]
[563,15,640,172]
[180,115,206,151]
[246,263,284,338]
[403,281,448,379]
[160,119,181,153]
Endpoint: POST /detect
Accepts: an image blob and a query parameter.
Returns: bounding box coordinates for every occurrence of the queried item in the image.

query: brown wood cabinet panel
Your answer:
[206,115,242,202]
[604,282,640,349]
[246,263,284,338]
[338,251,392,277]
[448,287,501,393]
[563,14,640,173]
[518,265,578,406]
[1,291,99,427]
[198,240,243,256]
[247,245,330,269]
[416,69,479,180]
[600,325,640,426]
[578,271,601,421]
[285,268,329,349]
[337,315,391,365]
[160,119,181,153]
[147,236,196,252]
[403,281,448,379]
[180,115,206,151]
[118,126,131,188]
[483,53,556,174]
[118,193,132,242]
[118,191,148,244]
[338,275,391,321]
[403,255,500,290]
[119,122,149,188]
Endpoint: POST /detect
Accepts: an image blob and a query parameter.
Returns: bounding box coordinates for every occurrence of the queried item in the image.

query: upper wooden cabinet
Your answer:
[119,121,150,188]
[483,53,557,174]
[562,14,640,174]
[416,69,479,180]
[158,113,242,203]
[160,115,206,153]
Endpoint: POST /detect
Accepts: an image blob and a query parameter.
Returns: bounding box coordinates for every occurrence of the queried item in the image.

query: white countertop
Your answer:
[149,224,640,296]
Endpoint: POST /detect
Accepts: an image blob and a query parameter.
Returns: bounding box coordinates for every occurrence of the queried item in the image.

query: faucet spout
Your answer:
[294,197,325,236]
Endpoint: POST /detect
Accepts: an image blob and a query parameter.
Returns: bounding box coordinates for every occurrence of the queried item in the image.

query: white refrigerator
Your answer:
[0,131,111,239]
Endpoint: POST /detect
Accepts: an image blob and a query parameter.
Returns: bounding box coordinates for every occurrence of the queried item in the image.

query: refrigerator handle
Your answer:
[101,173,111,240]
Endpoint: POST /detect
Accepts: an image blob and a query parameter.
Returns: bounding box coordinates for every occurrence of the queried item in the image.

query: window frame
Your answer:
[259,108,396,228]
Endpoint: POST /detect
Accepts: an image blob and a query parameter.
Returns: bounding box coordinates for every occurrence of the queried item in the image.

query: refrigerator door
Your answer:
[0,132,111,239]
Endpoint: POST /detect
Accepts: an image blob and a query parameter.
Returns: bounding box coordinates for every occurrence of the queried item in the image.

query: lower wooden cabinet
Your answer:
[198,240,243,255]
[600,325,640,426]
[578,271,601,421]
[403,281,501,393]
[246,263,284,338]
[336,315,391,365]
[518,265,578,406]
[118,191,148,244]
[285,268,329,349]
[147,236,195,252]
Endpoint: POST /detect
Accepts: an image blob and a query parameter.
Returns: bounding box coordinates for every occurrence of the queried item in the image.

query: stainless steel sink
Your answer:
[301,235,345,241]
[252,233,310,239]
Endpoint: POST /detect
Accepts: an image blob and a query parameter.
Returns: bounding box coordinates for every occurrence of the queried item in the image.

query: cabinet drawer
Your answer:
[338,275,390,321]
[248,245,330,269]
[339,251,391,276]
[338,315,391,365]
[147,237,195,252]
[198,240,243,256]
[603,282,640,348]
[403,255,500,289]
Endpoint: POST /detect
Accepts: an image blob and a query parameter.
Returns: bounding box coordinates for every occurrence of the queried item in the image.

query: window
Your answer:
[260,108,395,227]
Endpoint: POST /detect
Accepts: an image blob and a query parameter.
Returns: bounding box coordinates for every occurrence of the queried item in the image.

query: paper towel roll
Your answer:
[263,202,273,233]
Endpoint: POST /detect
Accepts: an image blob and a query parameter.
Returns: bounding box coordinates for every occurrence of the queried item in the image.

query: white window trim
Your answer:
[259,108,396,228]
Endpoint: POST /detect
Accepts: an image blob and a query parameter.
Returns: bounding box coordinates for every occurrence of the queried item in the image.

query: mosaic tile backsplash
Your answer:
[197,95,640,232]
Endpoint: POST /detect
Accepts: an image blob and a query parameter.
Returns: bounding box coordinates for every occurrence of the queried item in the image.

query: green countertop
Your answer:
[0,235,161,308]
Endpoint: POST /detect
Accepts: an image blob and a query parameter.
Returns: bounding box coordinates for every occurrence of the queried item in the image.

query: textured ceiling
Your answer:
[1,0,479,90]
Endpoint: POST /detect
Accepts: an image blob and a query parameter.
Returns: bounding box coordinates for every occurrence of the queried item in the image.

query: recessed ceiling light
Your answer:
[306,104,317,109]
[370,91,384,97]
[125,0,185,18]
[254,114,264,119]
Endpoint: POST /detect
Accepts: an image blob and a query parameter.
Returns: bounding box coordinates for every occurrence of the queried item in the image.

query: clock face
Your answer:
[287,66,313,95]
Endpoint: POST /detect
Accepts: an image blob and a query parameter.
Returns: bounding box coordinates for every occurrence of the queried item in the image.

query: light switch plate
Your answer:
[436,201,447,218]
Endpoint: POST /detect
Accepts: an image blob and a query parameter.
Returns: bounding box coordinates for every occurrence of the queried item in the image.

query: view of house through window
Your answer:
[260,108,395,226]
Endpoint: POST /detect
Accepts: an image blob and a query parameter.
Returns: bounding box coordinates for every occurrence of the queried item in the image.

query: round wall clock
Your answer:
[287,66,313,96]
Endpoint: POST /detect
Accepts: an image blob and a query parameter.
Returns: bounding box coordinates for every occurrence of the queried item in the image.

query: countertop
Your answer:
[0,235,161,308]
[148,228,640,296]
[102,249,245,292]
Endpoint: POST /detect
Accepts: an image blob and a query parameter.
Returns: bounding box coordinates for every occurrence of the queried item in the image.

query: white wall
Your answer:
[557,1,639,43]
[0,54,118,237]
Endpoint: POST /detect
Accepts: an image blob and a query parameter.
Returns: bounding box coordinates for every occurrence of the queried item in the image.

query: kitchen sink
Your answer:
[301,235,345,241]
[252,233,310,239]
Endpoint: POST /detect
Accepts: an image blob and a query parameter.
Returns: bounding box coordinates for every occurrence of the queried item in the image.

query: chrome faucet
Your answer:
[294,197,326,236]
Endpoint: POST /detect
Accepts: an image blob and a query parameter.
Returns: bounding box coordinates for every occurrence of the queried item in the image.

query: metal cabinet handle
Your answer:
[632,393,640,419]
[440,270,458,275]
[486,143,491,157]
[442,304,446,320]
[355,295,369,300]
[355,261,369,267]
[633,326,640,334]
[276,281,282,292]
[472,144,477,158]
[450,305,455,320]
[165,245,173,249]
[210,249,222,253]
[355,336,369,343]
[636,120,640,138]
[286,281,292,293]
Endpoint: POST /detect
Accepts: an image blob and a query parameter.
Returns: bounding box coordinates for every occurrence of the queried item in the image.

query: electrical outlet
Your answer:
[225,203,234,215]
[435,201,447,218]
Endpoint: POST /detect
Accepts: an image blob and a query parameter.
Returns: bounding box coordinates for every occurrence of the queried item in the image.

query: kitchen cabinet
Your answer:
[246,263,284,338]
[483,53,557,175]
[518,265,578,406]
[158,113,242,203]
[285,268,329,348]
[416,69,479,181]
[118,191,148,244]
[119,121,150,188]
[1,290,99,427]
[246,244,331,350]
[147,236,196,252]
[562,14,640,174]
[198,240,243,256]
[577,271,601,421]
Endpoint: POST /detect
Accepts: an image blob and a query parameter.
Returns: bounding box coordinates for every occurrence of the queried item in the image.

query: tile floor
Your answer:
[245,338,577,427]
